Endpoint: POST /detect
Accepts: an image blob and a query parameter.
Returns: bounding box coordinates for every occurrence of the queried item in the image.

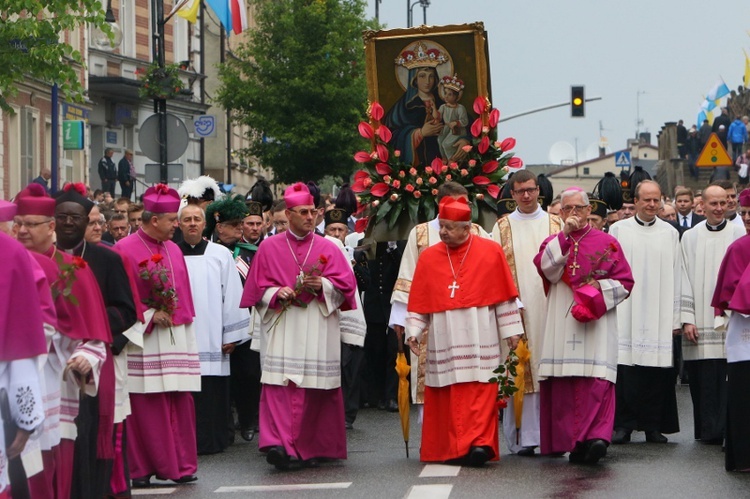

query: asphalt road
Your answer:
[132,385,750,498]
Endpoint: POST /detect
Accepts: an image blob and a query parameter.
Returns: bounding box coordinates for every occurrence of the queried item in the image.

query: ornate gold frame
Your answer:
[362,22,491,108]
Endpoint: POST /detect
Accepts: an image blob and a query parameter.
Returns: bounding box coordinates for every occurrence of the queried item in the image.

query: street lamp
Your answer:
[91,0,123,52]
[407,0,431,28]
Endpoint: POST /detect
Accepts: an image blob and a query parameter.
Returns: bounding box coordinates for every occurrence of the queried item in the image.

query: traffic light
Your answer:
[571,85,585,118]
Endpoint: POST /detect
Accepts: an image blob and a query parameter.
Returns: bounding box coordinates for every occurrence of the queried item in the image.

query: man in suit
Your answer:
[361,240,405,413]
[675,187,705,230]
[97,148,117,196]
[31,167,52,193]
[118,149,135,200]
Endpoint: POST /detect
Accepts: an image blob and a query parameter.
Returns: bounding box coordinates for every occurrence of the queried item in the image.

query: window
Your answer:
[20,107,38,188]
[583,167,590,175]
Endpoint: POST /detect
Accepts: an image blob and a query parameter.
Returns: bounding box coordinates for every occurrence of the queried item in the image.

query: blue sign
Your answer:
[193,115,216,138]
[615,151,631,168]
[106,131,118,145]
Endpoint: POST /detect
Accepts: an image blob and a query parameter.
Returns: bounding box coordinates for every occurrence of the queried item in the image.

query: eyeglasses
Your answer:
[511,187,539,196]
[14,219,52,229]
[741,210,750,218]
[561,205,591,214]
[55,214,86,224]
[289,208,316,217]
[88,220,105,227]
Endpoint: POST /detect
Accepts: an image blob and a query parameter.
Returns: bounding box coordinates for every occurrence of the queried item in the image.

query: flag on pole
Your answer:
[701,98,716,112]
[744,50,750,88]
[706,79,730,101]
[177,0,200,23]
[230,0,248,34]
[206,0,232,33]
[697,109,707,127]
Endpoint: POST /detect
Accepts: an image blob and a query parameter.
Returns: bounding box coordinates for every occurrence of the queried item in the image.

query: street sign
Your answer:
[62,120,84,150]
[696,133,733,167]
[193,115,216,137]
[615,151,631,168]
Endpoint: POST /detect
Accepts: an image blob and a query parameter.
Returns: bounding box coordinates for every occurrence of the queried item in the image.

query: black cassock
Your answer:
[67,242,136,499]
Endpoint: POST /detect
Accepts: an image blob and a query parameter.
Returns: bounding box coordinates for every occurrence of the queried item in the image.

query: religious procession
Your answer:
[4,12,750,499]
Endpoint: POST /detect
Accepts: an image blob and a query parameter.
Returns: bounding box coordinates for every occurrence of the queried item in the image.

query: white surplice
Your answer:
[536,233,631,383]
[405,301,524,387]
[679,220,745,360]
[390,218,492,402]
[183,242,251,376]
[256,279,346,389]
[610,216,681,367]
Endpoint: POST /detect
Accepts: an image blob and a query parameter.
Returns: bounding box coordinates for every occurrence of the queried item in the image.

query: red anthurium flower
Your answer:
[473,96,487,115]
[376,144,389,163]
[470,118,483,138]
[478,136,490,154]
[500,137,516,151]
[487,184,501,199]
[508,156,524,168]
[375,162,392,175]
[370,102,384,121]
[473,176,490,185]
[377,126,392,143]
[354,170,369,181]
[358,122,374,139]
[351,181,366,193]
[370,183,390,197]
[431,157,444,172]
[354,151,372,163]
[355,217,369,233]
[489,108,500,128]
[482,160,499,173]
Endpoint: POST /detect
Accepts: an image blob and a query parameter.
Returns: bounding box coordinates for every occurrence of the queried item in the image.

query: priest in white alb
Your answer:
[679,185,744,444]
[492,169,562,456]
[390,182,491,406]
[405,197,523,467]
[534,188,633,464]
[178,202,250,455]
[609,180,682,445]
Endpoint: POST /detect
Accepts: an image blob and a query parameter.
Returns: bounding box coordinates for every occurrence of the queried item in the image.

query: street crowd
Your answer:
[2,166,750,499]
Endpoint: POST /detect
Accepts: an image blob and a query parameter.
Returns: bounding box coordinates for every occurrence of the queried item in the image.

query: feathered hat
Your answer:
[628,165,652,201]
[247,177,274,212]
[334,184,358,215]
[204,196,249,238]
[592,172,624,210]
[537,174,554,211]
[178,175,223,204]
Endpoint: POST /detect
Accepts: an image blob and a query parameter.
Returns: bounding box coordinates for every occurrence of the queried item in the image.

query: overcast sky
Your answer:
[366,0,750,165]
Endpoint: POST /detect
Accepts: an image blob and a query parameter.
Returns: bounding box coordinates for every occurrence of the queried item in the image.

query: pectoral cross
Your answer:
[568,261,581,276]
[448,281,459,298]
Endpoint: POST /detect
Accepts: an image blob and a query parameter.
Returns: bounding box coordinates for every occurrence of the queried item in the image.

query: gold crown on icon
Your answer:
[440,74,464,92]
[395,41,448,70]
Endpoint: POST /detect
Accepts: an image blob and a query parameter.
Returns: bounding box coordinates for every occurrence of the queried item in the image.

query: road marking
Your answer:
[419,464,461,477]
[404,484,453,499]
[215,482,352,493]
[131,488,177,495]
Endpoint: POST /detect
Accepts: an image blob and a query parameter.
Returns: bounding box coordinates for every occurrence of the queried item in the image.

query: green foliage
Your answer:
[0,0,112,113]
[137,62,185,100]
[216,0,380,183]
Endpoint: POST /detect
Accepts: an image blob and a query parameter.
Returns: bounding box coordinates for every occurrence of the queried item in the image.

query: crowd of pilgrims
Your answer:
[2,167,750,498]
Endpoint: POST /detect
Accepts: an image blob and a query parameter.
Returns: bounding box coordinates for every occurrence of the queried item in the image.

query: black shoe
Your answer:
[645,431,668,444]
[241,428,255,442]
[568,451,586,464]
[467,446,490,467]
[385,399,399,412]
[345,421,354,430]
[172,475,197,484]
[266,446,291,470]
[517,447,536,457]
[131,476,151,488]
[302,458,320,468]
[583,439,607,464]
[612,428,631,444]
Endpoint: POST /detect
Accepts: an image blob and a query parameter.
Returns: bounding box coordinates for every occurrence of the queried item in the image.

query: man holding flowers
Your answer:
[240,182,357,470]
